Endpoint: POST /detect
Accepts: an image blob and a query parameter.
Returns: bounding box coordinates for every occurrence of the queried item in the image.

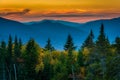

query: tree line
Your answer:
[0,24,120,80]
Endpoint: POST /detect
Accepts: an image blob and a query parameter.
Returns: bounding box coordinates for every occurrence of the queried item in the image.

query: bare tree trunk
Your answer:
[3,63,6,80]
[6,65,11,80]
[72,65,75,80]
[13,64,17,80]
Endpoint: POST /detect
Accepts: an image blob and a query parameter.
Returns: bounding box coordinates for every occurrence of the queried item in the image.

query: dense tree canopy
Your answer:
[0,24,119,80]
[64,34,76,51]
[82,30,94,48]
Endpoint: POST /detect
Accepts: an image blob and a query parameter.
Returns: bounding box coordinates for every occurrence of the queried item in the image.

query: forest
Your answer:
[0,24,120,80]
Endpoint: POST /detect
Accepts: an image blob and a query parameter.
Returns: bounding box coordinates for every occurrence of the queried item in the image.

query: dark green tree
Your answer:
[24,38,39,80]
[76,50,84,79]
[18,38,22,54]
[51,61,68,80]
[106,56,120,80]
[44,38,55,51]
[115,37,120,54]
[42,54,51,80]
[96,24,110,56]
[77,50,84,68]
[14,36,22,58]
[13,36,23,80]
[85,25,110,80]
[14,36,19,58]
[64,34,76,51]
[64,34,76,80]
[0,41,7,61]
[7,35,13,60]
[7,35,13,80]
[0,41,7,80]
[82,30,94,48]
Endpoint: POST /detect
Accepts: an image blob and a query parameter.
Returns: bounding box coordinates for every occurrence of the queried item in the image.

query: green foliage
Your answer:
[6,35,14,80]
[64,34,76,51]
[51,60,68,80]
[14,36,22,59]
[82,30,94,48]
[7,35,13,61]
[106,56,120,80]
[0,41,7,80]
[24,38,39,80]
[115,37,120,54]
[96,24,110,56]
[77,50,84,68]
[0,24,120,80]
[44,38,55,51]
[0,41,7,61]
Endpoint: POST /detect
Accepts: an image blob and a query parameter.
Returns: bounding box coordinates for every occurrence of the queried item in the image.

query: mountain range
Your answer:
[0,17,120,50]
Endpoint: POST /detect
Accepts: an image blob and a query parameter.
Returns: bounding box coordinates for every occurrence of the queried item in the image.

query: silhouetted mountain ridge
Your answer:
[0,17,120,50]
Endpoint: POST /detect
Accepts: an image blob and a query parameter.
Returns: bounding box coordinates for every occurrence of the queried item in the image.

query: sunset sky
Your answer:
[0,0,120,23]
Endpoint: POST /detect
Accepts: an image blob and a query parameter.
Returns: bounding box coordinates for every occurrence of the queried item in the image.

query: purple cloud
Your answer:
[0,9,30,16]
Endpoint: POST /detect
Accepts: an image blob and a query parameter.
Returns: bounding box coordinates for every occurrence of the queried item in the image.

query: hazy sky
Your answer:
[0,0,120,23]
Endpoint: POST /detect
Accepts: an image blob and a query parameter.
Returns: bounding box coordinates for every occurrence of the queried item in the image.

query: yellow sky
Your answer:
[1,0,120,8]
[0,0,120,22]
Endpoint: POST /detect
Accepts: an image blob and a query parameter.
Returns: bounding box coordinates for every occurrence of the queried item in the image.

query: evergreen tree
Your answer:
[76,50,84,79]
[77,50,84,68]
[96,24,110,56]
[106,56,120,80]
[14,36,19,58]
[24,38,39,80]
[95,24,110,79]
[0,41,7,80]
[42,54,51,80]
[14,36,23,80]
[7,35,13,80]
[64,34,76,51]
[7,35,13,60]
[18,38,22,53]
[115,37,120,54]
[64,34,76,80]
[44,38,55,51]
[0,41,6,61]
[14,36,22,58]
[82,30,94,48]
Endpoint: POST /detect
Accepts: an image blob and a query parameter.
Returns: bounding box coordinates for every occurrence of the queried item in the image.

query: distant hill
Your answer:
[24,19,82,27]
[0,17,120,50]
[77,17,120,43]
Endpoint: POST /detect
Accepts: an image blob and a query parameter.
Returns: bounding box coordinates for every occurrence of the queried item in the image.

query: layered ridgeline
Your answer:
[0,17,120,50]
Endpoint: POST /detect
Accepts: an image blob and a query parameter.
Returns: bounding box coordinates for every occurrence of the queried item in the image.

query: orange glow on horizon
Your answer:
[0,0,120,23]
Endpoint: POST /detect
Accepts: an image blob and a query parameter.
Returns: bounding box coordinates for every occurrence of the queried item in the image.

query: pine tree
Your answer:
[96,24,110,56]
[18,38,22,58]
[115,37,120,54]
[64,34,75,69]
[24,38,39,80]
[14,36,19,58]
[14,36,23,80]
[64,34,76,80]
[44,38,55,51]
[64,34,75,51]
[77,50,84,68]
[82,30,94,48]
[106,56,120,80]
[7,35,13,80]
[14,38,22,80]
[95,24,110,80]
[18,38,22,52]
[7,35,13,60]
[0,41,7,80]
[0,41,6,61]
[77,50,84,79]
[41,54,52,80]
[14,36,22,58]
